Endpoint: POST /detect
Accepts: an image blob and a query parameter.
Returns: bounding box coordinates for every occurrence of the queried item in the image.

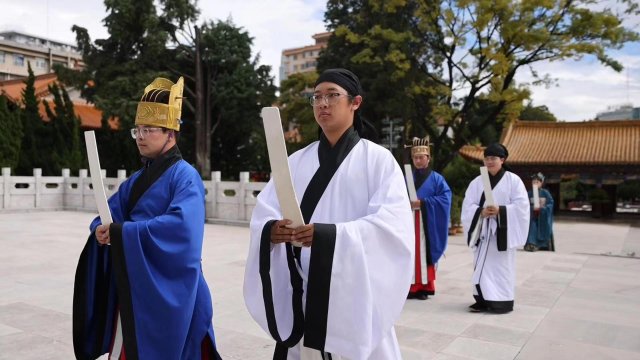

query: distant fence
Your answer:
[0,167,267,223]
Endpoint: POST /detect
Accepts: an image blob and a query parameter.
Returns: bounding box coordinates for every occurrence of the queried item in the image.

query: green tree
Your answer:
[172,19,277,178]
[617,180,640,202]
[0,96,22,170]
[43,83,84,173]
[278,72,319,153]
[57,0,199,175]
[16,63,46,175]
[319,0,639,171]
[320,1,438,158]
[519,102,557,121]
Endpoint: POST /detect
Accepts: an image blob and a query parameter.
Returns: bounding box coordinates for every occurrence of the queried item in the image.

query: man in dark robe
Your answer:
[524,172,555,251]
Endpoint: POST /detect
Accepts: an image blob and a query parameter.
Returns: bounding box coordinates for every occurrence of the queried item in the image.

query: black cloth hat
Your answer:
[484,143,509,159]
[314,68,378,142]
[314,68,363,97]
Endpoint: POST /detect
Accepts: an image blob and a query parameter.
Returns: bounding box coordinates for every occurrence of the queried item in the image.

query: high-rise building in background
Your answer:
[596,104,640,121]
[0,31,83,81]
[279,32,331,84]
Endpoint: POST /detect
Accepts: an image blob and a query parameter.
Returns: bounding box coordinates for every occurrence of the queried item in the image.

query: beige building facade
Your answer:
[279,32,331,83]
[0,31,83,81]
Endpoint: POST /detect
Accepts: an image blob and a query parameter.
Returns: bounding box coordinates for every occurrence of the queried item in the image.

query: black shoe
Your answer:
[469,302,487,312]
[407,292,416,299]
[416,292,429,300]
[426,290,435,296]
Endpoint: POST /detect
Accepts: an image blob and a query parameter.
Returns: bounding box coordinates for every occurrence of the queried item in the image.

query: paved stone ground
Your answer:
[1,211,639,359]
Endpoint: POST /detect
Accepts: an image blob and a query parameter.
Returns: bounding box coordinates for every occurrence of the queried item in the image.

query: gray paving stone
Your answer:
[441,337,521,360]
[1,211,639,359]
[516,334,640,360]
[460,323,530,347]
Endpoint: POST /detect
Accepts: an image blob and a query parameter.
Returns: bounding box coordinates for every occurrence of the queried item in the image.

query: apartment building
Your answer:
[0,31,83,80]
[279,32,331,83]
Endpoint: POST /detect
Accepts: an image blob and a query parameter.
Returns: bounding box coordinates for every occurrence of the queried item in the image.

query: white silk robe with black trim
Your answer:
[461,170,530,308]
[243,135,414,360]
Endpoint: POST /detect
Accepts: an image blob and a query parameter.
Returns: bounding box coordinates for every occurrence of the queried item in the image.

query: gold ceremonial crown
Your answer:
[406,136,431,156]
[135,77,184,131]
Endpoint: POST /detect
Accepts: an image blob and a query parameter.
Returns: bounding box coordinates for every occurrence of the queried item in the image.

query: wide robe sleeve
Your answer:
[538,188,555,240]
[111,163,210,360]
[74,162,212,360]
[316,151,413,359]
[461,177,483,249]
[73,173,136,360]
[419,173,452,263]
[498,174,530,249]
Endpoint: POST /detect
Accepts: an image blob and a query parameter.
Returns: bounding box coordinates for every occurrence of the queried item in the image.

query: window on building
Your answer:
[14,55,24,67]
[293,54,297,60]
[0,51,5,64]
[35,58,47,68]
[293,64,298,71]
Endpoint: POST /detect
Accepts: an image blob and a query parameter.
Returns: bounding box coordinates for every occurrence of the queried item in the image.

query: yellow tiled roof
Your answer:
[459,120,640,165]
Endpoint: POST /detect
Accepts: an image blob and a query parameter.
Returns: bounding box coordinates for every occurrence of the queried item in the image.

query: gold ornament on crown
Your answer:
[406,136,431,156]
[135,77,184,131]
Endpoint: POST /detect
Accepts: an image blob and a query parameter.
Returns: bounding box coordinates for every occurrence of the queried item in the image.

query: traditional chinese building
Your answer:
[459,120,640,216]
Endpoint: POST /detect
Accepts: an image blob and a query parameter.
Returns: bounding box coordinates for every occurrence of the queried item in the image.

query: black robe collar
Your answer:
[317,127,361,172]
[127,145,182,217]
[414,167,432,190]
[488,168,506,188]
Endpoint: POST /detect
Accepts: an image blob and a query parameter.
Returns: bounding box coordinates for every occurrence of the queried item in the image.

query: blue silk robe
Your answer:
[415,170,452,265]
[73,158,219,360]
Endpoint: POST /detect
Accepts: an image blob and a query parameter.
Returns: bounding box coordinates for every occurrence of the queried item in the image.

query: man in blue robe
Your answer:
[524,172,555,251]
[73,77,222,360]
[407,136,452,300]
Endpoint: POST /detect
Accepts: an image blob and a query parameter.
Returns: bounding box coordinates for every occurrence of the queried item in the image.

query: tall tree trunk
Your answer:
[204,69,212,176]
[194,25,209,177]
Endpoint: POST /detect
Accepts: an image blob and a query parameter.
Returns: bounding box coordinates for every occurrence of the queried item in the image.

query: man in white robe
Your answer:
[461,143,529,314]
[243,68,414,359]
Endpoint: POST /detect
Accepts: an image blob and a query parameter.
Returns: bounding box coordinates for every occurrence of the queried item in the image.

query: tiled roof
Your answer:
[459,120,640,166]
[0,73,58,102]
[38,101,118,130]
[0,73,118,130]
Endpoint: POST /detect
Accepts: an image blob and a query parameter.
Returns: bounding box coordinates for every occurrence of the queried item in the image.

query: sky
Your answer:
[1,0,638,122]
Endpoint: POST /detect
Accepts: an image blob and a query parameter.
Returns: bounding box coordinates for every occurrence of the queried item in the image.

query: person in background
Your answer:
[461,143,529,314]
[406,136,452,300]
[524,172,555,252]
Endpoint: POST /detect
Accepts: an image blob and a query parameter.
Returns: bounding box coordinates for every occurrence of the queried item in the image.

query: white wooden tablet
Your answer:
[479,166,495,207]
[84,131,113,225]
[404,164,418,202]
[261,107,304,247]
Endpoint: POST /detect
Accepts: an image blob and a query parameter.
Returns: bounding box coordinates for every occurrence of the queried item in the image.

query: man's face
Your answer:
[412,154,430,169]
[133,126,169,158]
[532,179,543,188]
[483,156,504,173]
[312,82,362,135]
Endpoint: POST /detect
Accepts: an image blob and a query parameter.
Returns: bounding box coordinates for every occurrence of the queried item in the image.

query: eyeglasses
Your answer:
[309,92,352,107]
[130,127,163,139]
